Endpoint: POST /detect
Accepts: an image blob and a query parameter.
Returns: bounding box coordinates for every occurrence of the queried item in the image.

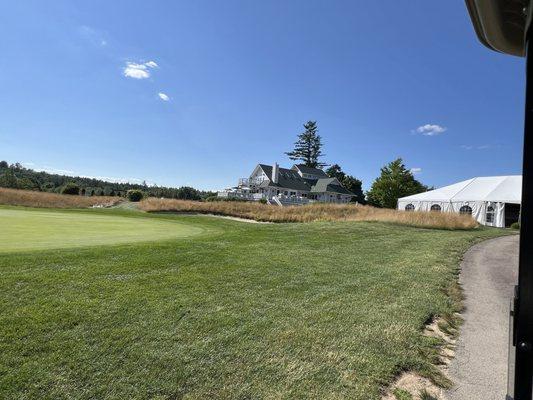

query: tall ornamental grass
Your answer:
[0,188,122,208]
[139,198,479,230]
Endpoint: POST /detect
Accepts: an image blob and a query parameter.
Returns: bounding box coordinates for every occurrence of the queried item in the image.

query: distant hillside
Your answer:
[0,161,214,200]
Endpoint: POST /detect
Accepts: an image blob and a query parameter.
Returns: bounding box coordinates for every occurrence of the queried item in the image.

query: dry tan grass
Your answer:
[0,187,122,209]
[139,198,479,230]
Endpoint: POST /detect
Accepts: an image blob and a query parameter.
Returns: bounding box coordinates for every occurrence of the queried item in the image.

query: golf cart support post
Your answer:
[466,1,533,399]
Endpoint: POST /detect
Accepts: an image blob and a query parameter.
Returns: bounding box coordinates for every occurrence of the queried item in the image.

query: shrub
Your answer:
[258,198,267,204]
[61,182,80,195]
[127,189,144,202]
[511,222,520,230]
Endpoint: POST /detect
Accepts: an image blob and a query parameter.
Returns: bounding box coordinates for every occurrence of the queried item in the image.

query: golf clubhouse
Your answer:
[397,176,522,228]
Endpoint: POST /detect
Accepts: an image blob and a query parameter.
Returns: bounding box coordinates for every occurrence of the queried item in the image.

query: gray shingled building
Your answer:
[218,163,354,205]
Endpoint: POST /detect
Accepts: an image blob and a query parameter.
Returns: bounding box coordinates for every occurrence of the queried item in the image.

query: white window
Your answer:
[405,204,415,211]
[459,205,473,215]
[430,204,441,212]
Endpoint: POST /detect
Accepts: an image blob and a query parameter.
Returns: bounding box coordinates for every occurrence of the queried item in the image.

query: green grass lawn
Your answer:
[0,207,507,399]
[0,208,205,252]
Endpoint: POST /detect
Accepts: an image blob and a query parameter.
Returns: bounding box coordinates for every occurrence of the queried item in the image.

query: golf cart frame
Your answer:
[466,1,533,399]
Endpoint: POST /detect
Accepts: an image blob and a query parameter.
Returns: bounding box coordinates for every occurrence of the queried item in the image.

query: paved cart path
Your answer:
[446,235,518,400]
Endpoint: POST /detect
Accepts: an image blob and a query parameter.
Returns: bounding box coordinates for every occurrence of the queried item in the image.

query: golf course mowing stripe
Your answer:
[0,208,206,252]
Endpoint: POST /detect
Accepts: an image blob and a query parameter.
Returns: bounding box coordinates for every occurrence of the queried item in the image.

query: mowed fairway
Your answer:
[0,207,508,399]
[0,208,205,252]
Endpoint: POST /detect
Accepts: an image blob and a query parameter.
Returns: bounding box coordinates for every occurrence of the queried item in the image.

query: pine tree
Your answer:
[285,121,326,168]
[366,158,427,208]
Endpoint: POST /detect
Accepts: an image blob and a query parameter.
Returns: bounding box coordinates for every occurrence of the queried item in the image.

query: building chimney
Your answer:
[272,162,279,184]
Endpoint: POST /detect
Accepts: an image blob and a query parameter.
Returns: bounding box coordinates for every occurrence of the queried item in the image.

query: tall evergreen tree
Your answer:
[285,121,326,168]
[366,158,427,208]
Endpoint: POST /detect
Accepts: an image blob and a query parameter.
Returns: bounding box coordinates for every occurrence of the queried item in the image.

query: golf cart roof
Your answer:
[465,0,530,57]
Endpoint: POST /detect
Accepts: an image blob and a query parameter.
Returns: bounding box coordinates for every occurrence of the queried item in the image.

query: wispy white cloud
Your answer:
[123,60,158,79]
[414,124,447,136]
[410,167,422,174]
[79,175,148,184]
[158,92,170,101]
[460,144,497,150]
[37,165,76,175]
[78,26,107,47]
[22,163,147,184]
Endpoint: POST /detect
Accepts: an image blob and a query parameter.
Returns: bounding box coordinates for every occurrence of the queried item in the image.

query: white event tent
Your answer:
[397,176,522,228]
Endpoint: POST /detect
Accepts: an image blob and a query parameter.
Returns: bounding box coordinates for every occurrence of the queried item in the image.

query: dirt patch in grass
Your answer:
[382,317,459,400]
[139,198,479,229]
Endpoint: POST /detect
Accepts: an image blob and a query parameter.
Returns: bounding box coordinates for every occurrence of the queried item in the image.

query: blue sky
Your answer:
[0,1,525,190]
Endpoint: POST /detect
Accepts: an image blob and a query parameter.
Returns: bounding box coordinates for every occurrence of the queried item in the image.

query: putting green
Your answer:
[0,208,204,253]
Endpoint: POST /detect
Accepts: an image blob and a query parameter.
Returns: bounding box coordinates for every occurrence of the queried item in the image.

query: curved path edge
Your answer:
[446,235,518,400]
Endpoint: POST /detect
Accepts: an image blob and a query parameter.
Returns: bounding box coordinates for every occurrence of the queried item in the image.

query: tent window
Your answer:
[405,204,415,212]
[459,205,473,215]
[486,205,495,223]
[430,204,441,212]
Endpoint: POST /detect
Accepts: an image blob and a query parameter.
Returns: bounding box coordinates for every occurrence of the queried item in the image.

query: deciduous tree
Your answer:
[366,158,427,208]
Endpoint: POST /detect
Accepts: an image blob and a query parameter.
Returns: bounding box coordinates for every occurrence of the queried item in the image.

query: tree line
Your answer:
[0,161,215,200]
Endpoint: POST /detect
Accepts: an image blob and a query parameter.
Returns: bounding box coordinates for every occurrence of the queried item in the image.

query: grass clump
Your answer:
[139,198,479,229]
[0,187,121,208]
[419,389,438,400]
[393,388,413,400]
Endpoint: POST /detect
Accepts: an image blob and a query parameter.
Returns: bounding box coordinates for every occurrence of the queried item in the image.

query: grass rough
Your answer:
[140,198,479,229]
[0,187,121,208]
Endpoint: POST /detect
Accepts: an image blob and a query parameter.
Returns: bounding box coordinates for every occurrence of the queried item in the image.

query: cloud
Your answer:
[78,26,107,47]
[25,163,147,184]
[460,144,496,150]
[79,175,147,184]
[414,124,447,136]
[410,167,422,174]
[37,166,76,175]
[123,60,158,79]
[158,92,170,101]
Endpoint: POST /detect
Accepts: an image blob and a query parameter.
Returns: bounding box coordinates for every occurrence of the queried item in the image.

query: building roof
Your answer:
[257,164,354,195]
[292,164,329,178]
[398,176,522,204]
[258,164,313,191]
[310,178,354,195]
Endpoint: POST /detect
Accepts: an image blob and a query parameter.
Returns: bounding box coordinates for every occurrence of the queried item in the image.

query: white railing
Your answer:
[271,195,309,206]
[238,177,266,187]
[217,191,265,201]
